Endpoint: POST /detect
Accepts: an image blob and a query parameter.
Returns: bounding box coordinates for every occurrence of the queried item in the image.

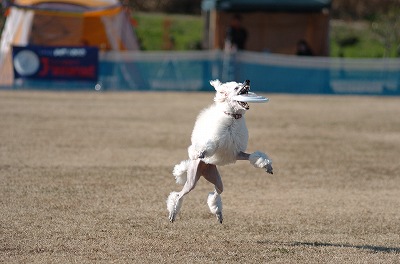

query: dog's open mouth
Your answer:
[233,80,269,107]
[236,80,250,109]
[238,100,249,110]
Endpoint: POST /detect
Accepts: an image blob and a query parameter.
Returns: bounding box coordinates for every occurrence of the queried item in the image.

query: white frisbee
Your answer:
[233,92,269,103]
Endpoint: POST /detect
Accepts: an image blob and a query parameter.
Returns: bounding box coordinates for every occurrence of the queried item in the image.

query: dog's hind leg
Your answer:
[207,191,223,223]
[203,164,224,223]
[203,164,223,193]
[167,159,205,222]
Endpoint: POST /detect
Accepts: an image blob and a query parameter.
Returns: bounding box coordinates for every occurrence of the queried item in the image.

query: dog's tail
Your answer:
[172,160,190,185]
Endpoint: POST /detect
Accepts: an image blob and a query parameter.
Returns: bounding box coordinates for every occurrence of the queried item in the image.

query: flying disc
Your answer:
[233,92,269,103]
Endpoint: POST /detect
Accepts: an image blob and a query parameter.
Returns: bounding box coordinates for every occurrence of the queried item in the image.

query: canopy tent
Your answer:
[0,0,139,85]
[202,0,331,56]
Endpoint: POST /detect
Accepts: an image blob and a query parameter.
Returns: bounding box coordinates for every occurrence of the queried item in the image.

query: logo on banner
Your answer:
[13,45,99,81]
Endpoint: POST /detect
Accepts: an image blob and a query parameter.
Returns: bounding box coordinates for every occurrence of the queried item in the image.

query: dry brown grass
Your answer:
[0,91,399,263]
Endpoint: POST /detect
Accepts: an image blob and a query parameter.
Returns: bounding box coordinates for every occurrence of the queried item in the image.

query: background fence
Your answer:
[10,50,400,95]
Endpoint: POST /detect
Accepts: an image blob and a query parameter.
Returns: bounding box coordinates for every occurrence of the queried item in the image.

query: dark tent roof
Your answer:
[202,0,331,12]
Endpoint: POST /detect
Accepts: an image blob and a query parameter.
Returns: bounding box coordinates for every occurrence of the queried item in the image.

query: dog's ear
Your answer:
[210,79,222,91]
[210,80,227,102]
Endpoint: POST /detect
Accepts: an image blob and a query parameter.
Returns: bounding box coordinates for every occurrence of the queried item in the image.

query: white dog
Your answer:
[167,79,273,223]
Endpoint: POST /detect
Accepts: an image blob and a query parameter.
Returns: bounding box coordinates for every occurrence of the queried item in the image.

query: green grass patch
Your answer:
[134,12,203,50]
[330,20,388,58]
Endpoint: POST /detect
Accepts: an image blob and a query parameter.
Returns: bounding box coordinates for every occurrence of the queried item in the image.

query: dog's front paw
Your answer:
[249,151,273,173]
[265,163,273,174]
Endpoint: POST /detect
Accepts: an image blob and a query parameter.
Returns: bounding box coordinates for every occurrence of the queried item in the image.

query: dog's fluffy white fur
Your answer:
[166,192,183,223]
[188,80,249,165]
[167,79,273,223]
[207,192,223,223]
[172,160,189,185]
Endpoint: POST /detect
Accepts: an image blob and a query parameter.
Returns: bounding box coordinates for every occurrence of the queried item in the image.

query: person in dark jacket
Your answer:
[226,14,248,50]
[296,39,314,56]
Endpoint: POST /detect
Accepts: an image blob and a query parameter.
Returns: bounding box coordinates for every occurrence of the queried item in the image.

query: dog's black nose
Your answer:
[244,80,250,85]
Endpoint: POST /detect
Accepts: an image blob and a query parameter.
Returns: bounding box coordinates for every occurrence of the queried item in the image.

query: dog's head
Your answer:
[210,79,251,112]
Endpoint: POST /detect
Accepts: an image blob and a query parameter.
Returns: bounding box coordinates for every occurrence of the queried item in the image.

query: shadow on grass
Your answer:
[256,240,400,254]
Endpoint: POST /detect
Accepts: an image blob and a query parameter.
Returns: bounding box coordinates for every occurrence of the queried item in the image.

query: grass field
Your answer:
[1,91,399,263]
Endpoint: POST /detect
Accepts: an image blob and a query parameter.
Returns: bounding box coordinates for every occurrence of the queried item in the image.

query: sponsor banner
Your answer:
[13,45,98,81]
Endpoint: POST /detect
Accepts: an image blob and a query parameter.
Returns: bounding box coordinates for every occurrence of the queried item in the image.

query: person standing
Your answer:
[226,14,248,51]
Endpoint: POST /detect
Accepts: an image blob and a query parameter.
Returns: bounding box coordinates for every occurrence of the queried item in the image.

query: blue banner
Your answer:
[12,45,98,82]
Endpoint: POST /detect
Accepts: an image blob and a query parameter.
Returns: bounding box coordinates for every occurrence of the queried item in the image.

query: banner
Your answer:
[12,45,98,82]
